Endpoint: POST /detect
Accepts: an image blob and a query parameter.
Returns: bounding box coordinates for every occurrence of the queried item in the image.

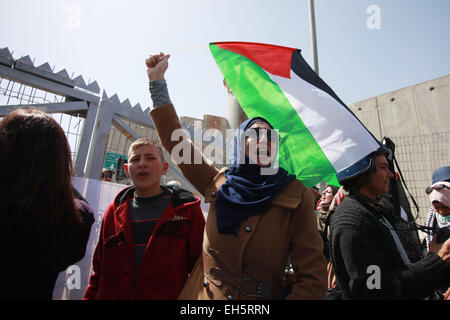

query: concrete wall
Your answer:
[349,74,450,226]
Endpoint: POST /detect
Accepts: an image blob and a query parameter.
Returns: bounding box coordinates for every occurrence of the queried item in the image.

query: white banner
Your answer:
[52,177,126,300]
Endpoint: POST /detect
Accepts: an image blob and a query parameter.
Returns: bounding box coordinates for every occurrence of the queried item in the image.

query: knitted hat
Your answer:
[432,166,450,184]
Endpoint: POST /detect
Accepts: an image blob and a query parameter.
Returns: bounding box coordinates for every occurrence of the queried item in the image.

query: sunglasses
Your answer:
[425,184,450,195]
[245,128,277,141]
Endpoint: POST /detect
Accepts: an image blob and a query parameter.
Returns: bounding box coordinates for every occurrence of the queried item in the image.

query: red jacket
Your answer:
[84,185,205,300]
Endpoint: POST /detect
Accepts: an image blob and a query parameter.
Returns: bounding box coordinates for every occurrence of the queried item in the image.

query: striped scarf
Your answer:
[425,207,450,251]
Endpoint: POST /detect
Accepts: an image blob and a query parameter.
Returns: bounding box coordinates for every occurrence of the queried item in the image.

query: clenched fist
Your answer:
[145,52,170,82]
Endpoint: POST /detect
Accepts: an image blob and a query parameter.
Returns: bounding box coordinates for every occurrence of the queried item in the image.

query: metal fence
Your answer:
[390,131,450,227]
[0,75,86,162]
[0,46,198,195]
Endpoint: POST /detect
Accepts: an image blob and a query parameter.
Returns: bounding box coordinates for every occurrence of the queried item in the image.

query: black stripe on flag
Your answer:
[290,50,348,109]
[290,49,381,146]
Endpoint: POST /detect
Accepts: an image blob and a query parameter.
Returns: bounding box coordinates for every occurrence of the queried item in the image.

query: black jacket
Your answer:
[0,200,94,300]
[329,194,450,299]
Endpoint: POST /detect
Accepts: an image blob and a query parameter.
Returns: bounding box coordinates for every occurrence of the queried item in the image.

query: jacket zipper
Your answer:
[131,201,196,294]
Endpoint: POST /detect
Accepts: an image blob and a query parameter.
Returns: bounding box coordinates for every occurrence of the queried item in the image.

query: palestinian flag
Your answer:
[209,41,380,187]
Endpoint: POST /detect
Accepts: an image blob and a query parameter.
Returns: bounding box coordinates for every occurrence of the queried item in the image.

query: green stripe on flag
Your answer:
[210,43,338,187]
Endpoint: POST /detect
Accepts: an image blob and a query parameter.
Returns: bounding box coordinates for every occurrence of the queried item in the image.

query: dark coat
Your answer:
[0,200,94,299]
[329,195,450,299]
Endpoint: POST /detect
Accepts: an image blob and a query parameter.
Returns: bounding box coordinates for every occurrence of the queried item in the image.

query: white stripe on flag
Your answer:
[269,70,380,172]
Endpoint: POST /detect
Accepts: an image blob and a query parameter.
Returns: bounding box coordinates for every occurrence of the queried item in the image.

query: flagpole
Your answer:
[224,79,247,130]
[308,0,319,75]
[309,0,326,192]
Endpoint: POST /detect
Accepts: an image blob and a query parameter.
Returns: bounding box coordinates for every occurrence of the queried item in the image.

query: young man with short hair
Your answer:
[84,138,205,299]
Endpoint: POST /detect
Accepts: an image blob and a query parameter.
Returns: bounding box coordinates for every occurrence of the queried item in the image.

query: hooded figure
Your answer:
[215,117,296,234]
[316,185,340,232]
[425,180,450,251]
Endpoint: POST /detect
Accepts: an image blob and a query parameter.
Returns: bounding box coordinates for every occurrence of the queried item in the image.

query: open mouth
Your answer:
[137,172,148,177]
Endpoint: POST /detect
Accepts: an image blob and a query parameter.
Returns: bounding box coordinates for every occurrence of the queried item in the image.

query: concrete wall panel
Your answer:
[377,87,420,137]
[413,75,450,135]
[350,74,450,229]
[349,97,382,139]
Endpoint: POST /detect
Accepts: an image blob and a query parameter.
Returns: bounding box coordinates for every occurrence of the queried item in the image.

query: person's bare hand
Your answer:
[436,237,450,265]
[443,287,450,300]
[145,52,170,81]
[429,236,443,254]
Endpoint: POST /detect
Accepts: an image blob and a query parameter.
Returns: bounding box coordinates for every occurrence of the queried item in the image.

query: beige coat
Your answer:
[150,104,327,300]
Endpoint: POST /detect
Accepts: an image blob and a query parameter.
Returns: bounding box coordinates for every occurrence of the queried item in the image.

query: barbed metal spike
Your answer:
[86,80,100,94]
[73,75,87,88]
[16,55,34,66]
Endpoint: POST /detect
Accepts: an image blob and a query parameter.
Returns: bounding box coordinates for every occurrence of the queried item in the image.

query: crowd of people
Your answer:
[0,52,449,300]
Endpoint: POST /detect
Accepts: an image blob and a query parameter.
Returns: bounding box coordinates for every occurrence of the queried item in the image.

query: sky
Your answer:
[1,0,449,120]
